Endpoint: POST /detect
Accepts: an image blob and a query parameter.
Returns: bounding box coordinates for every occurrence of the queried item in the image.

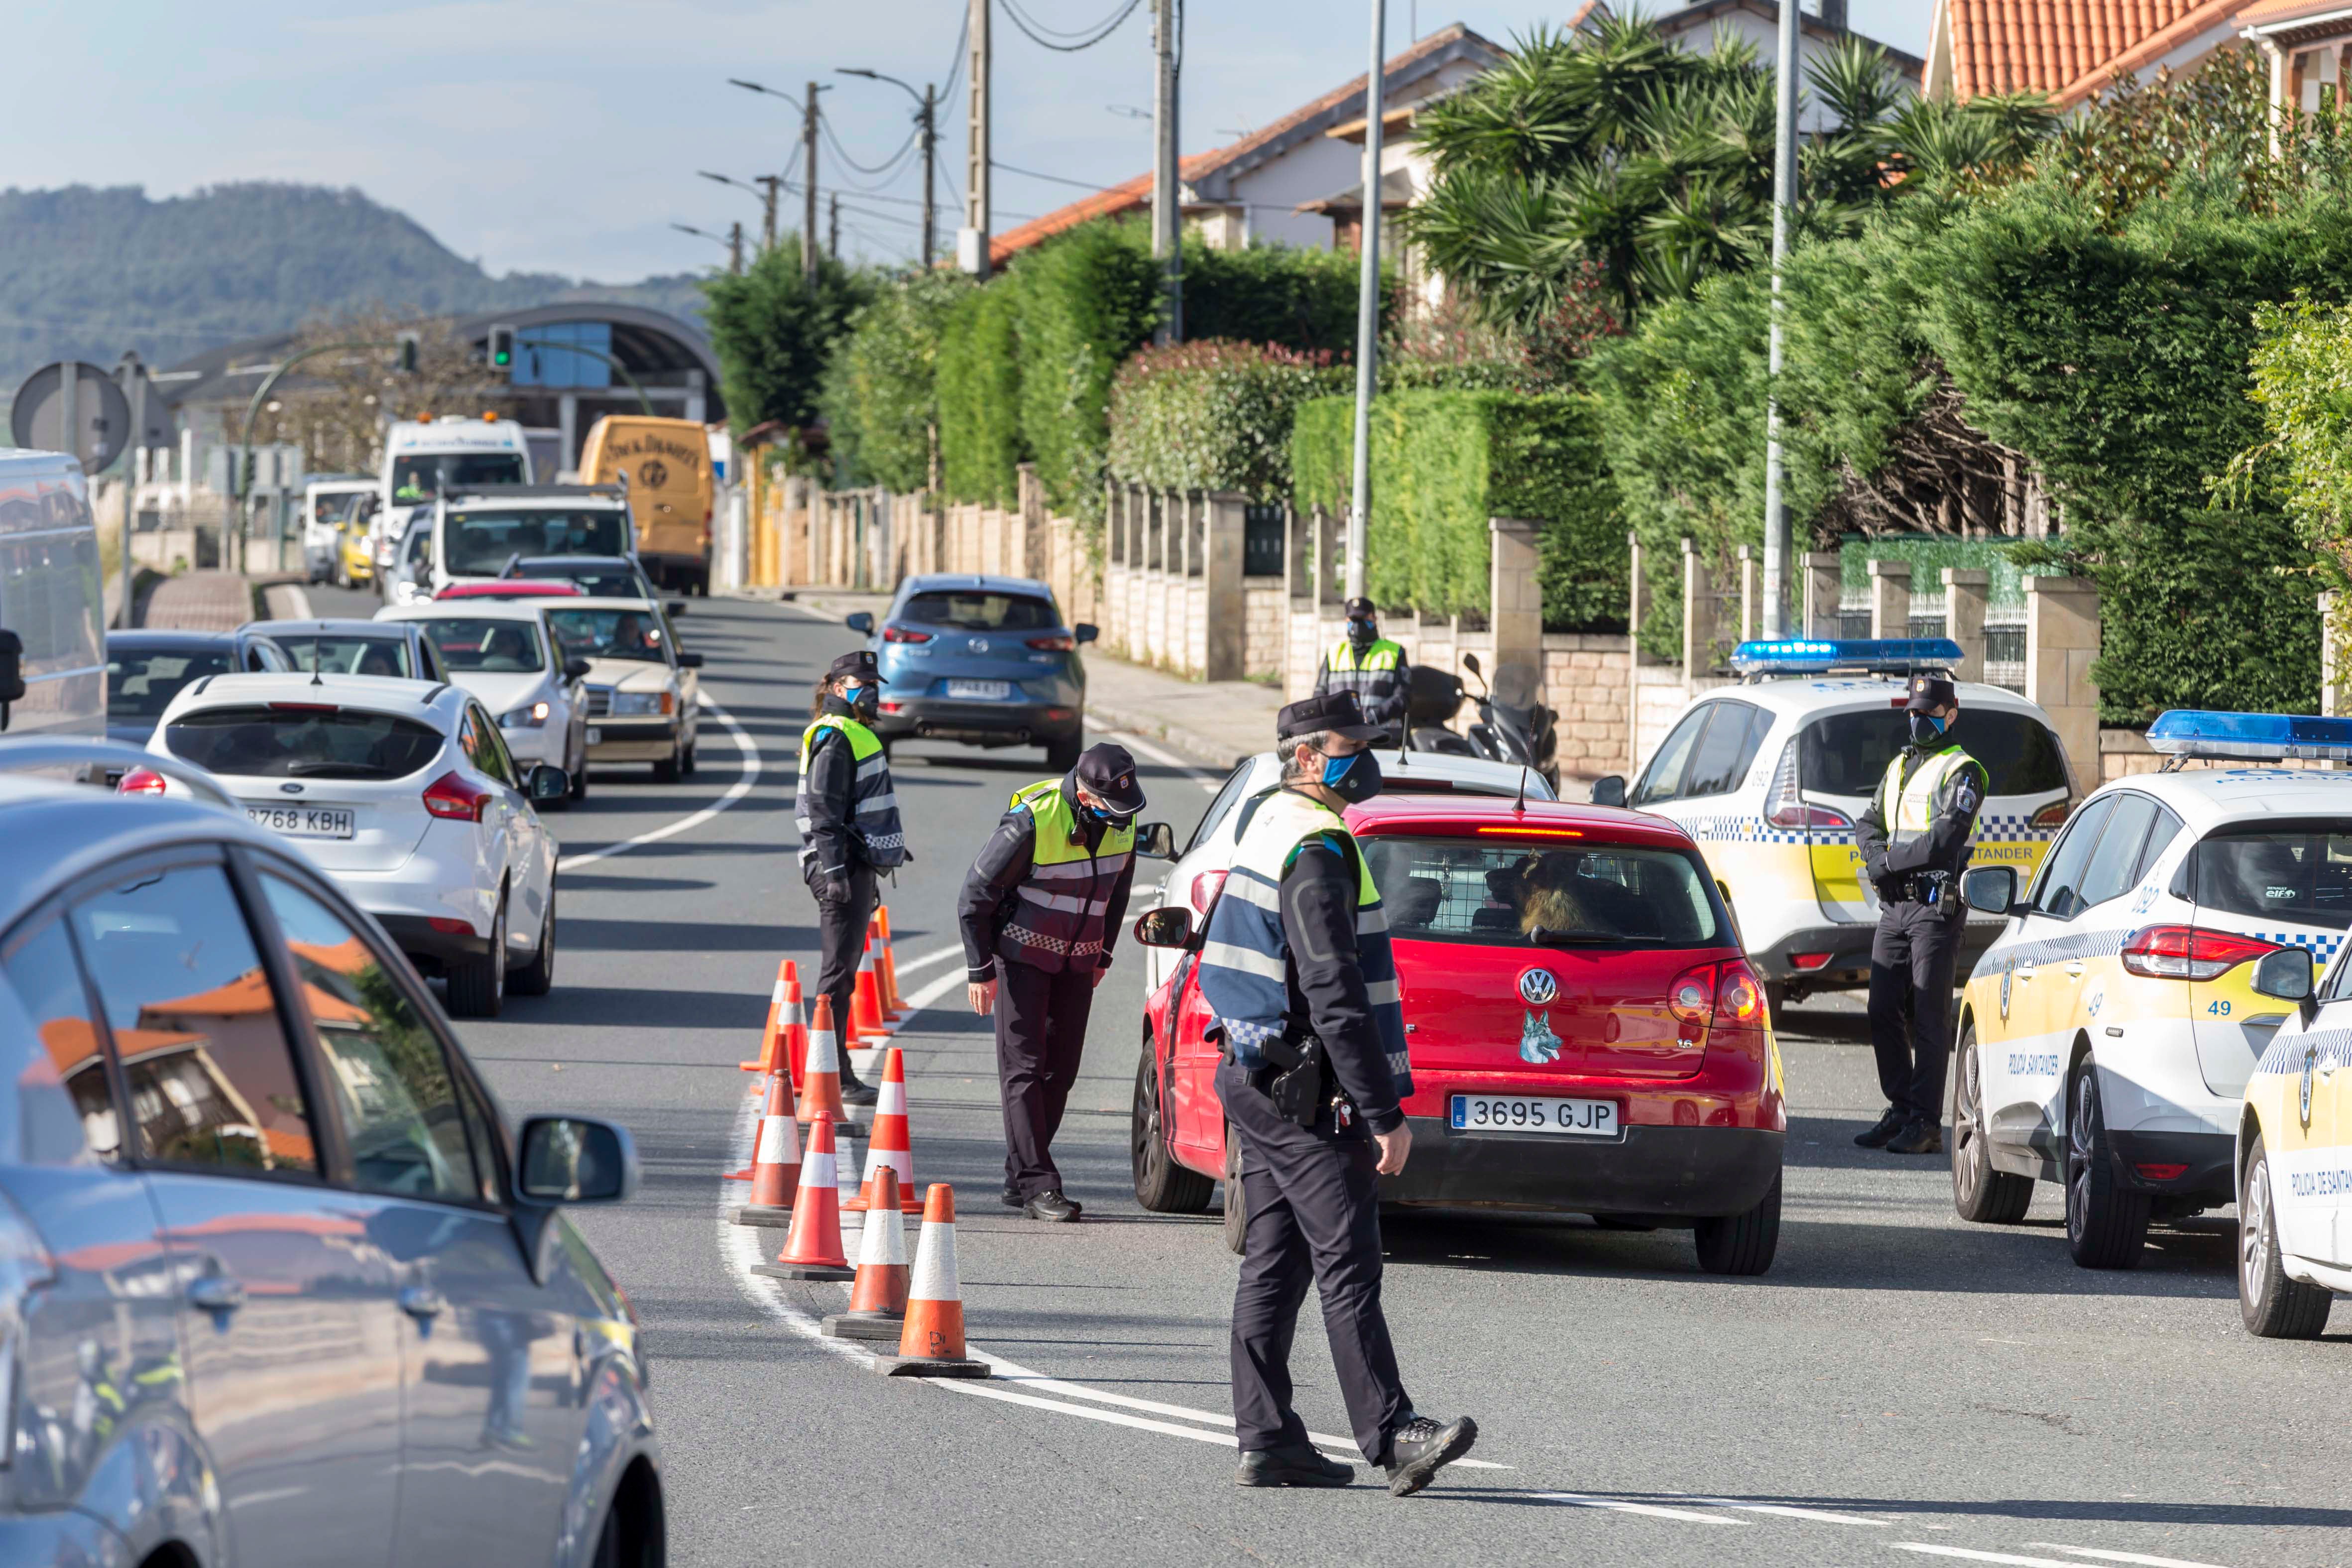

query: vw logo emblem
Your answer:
[969,637,990,654]
[1518,968,1559,1006]
[279,782,304,794]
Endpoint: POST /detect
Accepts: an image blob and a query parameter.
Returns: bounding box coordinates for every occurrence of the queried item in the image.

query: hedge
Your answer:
[936,279,1025,507]
[1105,341,1348,498]
[819,268,971,491]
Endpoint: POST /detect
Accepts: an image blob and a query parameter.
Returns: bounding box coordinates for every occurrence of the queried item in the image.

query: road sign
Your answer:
[10,361,133,471]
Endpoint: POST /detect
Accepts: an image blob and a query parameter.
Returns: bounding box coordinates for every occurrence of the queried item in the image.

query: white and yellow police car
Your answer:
[1952,711,2352,1275]
[1598,639,2073,1012]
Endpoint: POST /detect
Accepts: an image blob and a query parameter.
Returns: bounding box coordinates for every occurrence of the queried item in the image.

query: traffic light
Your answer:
[486,324,516,374]
[396,331,420,374]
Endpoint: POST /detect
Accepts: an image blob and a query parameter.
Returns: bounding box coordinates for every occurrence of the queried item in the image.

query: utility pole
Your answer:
[921,83,939,265]
[804,81,825,286]
[729,221,745,275]
[960,0,992,276]
[1760,0,1800,638]
[756,174,781,252]
[1345,0,1387,602]
[828,195,839,260]
[1151,0,1183,344]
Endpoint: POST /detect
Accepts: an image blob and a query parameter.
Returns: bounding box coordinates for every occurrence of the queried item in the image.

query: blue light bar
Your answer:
[1730,638,1965,674]
[2146,710,2352,760]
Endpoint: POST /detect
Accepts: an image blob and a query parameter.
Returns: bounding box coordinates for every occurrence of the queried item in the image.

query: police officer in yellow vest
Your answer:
[798,649,908,1107]
[957,743,1147,1221]
[1313,598,1408,744]
[1854,674,1988,1156]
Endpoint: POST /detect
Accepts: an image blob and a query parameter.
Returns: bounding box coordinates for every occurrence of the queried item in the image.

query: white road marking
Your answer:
[891,943,967,978]
[1090,724,1221,794]
[276,584,313,619]
[2027,1547,2235,1568]
[1679,1496,1889,1526]
[1524,1491,1747,1525]
[1894,1547,2110,1568]
[558,696,759,872]
[932,1377,1358,1458]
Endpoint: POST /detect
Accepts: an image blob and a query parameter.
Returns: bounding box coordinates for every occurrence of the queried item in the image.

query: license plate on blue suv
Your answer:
[945,680,1010,700]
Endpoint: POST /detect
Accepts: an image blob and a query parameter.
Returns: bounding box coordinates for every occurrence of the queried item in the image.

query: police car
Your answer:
[1952,712,2352,1273]
[1596,640,2073,1011]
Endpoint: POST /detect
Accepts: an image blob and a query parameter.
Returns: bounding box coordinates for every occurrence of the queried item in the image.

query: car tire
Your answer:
[509,885,556,998]
[1222,1125,1247,1256]
[1132,1031,1214,1214]
[445,898,507,1019]
[571,750,589,803]
[652,747,682,783]
[2238,1133,2331,1338]
[1951,1025,2034,1224]
[681,739,698,778]
[2065,1061,2150,1269]
[1693,1172,1781,1275]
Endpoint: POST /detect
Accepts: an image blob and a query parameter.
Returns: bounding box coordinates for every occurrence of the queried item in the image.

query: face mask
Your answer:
[1347,620,1378,647]
[1908,712,1948,746]
[843,681,878,717]
[1082,802,1132,829]
[1319,747,1384,804]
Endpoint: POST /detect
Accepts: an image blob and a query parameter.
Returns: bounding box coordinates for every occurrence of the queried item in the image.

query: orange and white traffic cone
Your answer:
[778,974,809,1095]
[850,935,888,1043]
[739,959,799,1074]
[874,1184,988,1377]
[754,1117,853,1281]
[729,1072,801,1227]
[796,995,862,1135]
[876,907,909,1019]
[846,1047,923,1214]
[823,1166,909,1341]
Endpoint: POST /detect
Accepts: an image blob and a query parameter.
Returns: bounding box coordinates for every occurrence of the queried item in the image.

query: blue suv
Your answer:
[846,574,1096,770]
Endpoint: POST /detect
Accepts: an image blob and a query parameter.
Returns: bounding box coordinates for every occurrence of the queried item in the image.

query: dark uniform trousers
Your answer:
[807,862,878,1055]
[1217,1059,1411,1465]
[994,960,1096,1198]
[1867,895,1968,1125]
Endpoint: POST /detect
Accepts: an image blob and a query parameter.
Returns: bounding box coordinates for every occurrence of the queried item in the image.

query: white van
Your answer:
[430,485,637,596]
[301,474,375,584]
[0,448,105,740]
[380,416,533,510]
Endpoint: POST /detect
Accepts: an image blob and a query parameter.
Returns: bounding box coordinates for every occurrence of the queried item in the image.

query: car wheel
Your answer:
[1047,732,1082,772]
[2238,1133,2331,1338]
[1222,1125,1247,1256]
[1951,1025,2034,1224]
[1132,1031,1214,1214]
[570,750,589,803]
[445,897,507,1019]
[652,746,682,783]
[2065,1061,2150,1269]
[1693,1172,1781,1275]
[509,885,556,997]
[681,739,698,778]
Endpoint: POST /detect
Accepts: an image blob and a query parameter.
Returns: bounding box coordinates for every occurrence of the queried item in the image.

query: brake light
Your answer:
[1667,963,1718,1027]
[2135,1163,2189,1182]
[422,771,490,823]
[882,625,932,643]
[1717,961,1766,1025]
[427,916,475,934]
[1762,737,1851,829]
[879,701,905,715]
[2031,800,2071,829]
[1026,635,1075,651]
[1479,826,1583,838]
[2119,924,2281,981]
[118,767,168,796]
[1189,870,1228,914]
[1790,952,1832,971]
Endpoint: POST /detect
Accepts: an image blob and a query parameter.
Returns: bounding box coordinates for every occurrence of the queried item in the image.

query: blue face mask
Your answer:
[1319,747,1383,804]
[1908,711,1948,746]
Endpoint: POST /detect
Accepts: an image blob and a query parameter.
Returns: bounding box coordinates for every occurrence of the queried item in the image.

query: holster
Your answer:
[1257,1034,1327,1128]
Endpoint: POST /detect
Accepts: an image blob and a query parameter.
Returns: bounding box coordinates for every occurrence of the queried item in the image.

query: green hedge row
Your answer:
[1105,341,1349,498]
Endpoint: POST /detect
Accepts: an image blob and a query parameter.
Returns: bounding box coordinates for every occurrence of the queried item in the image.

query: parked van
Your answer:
[381,416,533,508]
[0,448,104,740]
[577,415,712,594]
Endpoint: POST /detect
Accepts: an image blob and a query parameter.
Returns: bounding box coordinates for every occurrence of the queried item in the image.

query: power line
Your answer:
[820,113,920,185]
[999,0,1145,52]
[1000,0,1142,40]
[992,159,1119,191]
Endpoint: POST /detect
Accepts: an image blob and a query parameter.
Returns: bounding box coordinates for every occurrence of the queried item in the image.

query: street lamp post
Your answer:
[700,171,783,255]
[672,222,741,274]
[839,68,939,266]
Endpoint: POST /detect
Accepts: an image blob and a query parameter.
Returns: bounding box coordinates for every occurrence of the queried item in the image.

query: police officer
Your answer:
[1854,673,1988,1156]
[958,742,1146,1222]
[797,648,908,1107]
[1313,598,1408,744]
[1195,691,1477,1497]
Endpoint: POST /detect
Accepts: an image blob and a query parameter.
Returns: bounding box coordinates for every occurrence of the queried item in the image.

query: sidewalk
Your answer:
[140,572,257,632]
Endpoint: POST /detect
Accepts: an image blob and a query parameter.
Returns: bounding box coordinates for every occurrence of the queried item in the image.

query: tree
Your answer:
[821,269,972,491]
[245,309,502,473]
[703,236,871,437]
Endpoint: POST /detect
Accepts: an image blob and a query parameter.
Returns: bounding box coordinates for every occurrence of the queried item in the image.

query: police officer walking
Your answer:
[1195,691,1477,1496]
[1313,598,1408,744]
[797,649,907,1107]
[1854,673,1988,1156]
[958,742,1147,1222]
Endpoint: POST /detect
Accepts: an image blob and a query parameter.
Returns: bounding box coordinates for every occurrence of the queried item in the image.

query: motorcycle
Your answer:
[1401,653,1560,792]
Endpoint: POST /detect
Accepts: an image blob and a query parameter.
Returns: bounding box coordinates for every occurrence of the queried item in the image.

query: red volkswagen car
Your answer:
[1130,793,1787,1274]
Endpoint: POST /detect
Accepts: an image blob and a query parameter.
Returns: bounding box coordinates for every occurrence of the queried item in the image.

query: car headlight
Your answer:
[501,699,551,728]
[609,691,663,716]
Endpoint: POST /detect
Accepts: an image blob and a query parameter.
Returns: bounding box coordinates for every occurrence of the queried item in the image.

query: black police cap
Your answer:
[1278,691,1384,744]
[1344,597,1377,620]
[828,649,878,682]
[1905,674,1958,713]
[1073,742,1148,815]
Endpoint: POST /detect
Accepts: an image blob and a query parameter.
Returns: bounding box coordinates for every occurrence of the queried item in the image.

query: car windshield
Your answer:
[519,562,642,596]
[1800,708,2070,798]
[389,452,524,502]
[108,647,235,720]
[165,706,445,780]
[2191,825,2352,932]
[416,617,546,673]
[546,607,666,664]
[445,510,628,575]
[1361,835,1722,948]
[312,491,367,526]
[900,591,1057,631]
[277,636,415,679]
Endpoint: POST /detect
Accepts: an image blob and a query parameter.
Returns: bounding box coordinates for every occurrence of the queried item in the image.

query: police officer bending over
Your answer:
[1854,674,1987,1156]
[1312,598,1407,744]
[797,649,907,1107]
[1195,691,1476,1496]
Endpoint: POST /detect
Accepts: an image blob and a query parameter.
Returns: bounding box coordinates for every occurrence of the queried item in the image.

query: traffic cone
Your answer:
[796,995,865,1136]
[753,1117,853,1281]
[823,1166,909,1341]
[778,974,809,1094]
[739,959,799,1074]
[874,1184,988,1378]
[837,1152,864,1265]
[847,1047,923,1214]
[850,935,888,1043]
[876,907,910,1018]
[728,1072,800,1227]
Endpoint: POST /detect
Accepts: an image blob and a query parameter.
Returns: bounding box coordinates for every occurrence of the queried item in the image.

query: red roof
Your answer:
[1942,0,2256,107]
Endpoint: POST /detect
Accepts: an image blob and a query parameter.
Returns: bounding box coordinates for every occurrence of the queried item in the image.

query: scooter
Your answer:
[1402,654,1561,792]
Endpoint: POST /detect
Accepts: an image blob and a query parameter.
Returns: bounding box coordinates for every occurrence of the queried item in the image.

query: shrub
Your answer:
[1105,341,1348,497]
[1008,222,1162,521]
[936,280,1024,506]
[820,269,971,491]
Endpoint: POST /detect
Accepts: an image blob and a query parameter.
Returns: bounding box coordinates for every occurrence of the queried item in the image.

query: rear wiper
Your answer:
[283,762,375,777]
[1527,927,1635,946]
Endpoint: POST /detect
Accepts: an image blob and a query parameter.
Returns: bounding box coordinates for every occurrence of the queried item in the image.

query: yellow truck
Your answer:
[577,415,714,594]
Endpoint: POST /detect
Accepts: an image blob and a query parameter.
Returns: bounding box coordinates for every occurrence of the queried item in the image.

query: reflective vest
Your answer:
[995,779,1134,974]
[1195,789,1412,1099]
[796,714,907,870]
[1873,745,1984,857]
[1318,637,1404,717]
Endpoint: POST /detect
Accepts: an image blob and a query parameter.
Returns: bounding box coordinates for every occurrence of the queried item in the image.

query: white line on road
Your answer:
[1523,1491,1748,1525]
[1678,1496,1889,1526]
[557,697,759,872]
[2026,1547,2236,1568]
[890,943,967,979]
[930,1377,1319,1452]
[1894,1547,2120,1568]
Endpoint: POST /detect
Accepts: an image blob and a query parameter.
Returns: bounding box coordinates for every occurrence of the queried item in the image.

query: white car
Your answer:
[1141,747,1556,995]
[533,597,703,782]
[375,601,592,804]
[127,671,564,1018]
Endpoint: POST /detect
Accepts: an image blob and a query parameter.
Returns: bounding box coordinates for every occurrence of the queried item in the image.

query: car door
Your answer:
[458,703,530,934]
[472,706,550,949]
[252,868,588,1562]
[69,851,403,1567]
[1984,795,2117,1154]
[1147,759,1258,993]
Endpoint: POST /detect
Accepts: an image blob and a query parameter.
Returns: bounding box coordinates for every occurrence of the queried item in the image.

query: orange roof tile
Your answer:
[1943,0,2258,107]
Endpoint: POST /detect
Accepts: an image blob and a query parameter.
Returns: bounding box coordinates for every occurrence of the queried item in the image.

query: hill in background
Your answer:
[0,182,711,400]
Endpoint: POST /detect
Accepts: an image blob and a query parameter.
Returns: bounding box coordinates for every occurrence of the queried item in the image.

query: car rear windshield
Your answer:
[1801,708,2070,798]
[445,510,628,575]
[899,591,1057,631]
[277,636,417,679]
[415,617,545,672]
[546,607,667,664]
[520,562,641,597]
[1360,835,1722,948]
[165,706,446,781]
[2190,825,2352,931]
[109,647,235,721]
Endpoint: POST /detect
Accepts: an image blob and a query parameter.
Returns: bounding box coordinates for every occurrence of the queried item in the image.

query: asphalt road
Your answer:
[376,594,2351,1568]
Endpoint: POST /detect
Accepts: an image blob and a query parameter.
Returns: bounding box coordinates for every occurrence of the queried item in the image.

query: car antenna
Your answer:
[1515,766,1529,816]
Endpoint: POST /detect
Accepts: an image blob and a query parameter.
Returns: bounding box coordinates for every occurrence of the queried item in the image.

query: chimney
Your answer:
[1818,0,1848,30]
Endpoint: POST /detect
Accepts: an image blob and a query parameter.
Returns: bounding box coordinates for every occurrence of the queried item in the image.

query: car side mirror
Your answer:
[676,650,705,669]
[516,1115,638,1204]
[2252,947,2315,1004]
[0,627,23,707]
[1074,623,1099,643]
[1589,775,1626,809]
[667,599,689,616]
[1961,865,2020,917]
[564,657,591,682]
[1132,906,1195,949]
[845,611,875,634]
[1135,821,1176,860]
[528,764,569,802]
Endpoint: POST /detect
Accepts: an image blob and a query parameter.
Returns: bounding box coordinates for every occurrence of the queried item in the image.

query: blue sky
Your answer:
[11,0,1929,281]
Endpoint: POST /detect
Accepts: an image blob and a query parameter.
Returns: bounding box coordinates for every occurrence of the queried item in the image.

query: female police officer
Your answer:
[796,649,906,1107]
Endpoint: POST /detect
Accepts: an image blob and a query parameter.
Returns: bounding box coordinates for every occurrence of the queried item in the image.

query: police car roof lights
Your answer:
[2145,710,2352,762]
[1729,638,1965,677]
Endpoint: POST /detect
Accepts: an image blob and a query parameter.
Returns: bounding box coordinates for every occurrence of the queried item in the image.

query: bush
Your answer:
[1008,223,1162,521]
[1105,341,1348,497]
[702,237,870,437]
[821,269,971,491]
[937,280,1025,506]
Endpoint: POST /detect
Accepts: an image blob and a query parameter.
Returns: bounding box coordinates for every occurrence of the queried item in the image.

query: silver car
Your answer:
[0,743,662,1568]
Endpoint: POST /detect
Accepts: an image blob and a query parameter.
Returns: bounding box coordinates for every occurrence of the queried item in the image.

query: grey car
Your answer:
[242,618,451,685]
[0,742,663,1568]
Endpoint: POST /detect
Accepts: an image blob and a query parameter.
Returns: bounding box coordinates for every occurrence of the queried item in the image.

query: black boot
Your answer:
[1853,1108,1905,1148]
[1888,1120,1943,1155]
[837,1072,878,1108]
[1237,1445,1353,1488]
[1000,1184,1024,1209]
[1023,1189,1081,1222]
[1383,1413,1478,1498]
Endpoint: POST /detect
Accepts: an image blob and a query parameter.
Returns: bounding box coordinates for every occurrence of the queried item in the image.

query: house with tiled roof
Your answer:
[1926,0,2253,107]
